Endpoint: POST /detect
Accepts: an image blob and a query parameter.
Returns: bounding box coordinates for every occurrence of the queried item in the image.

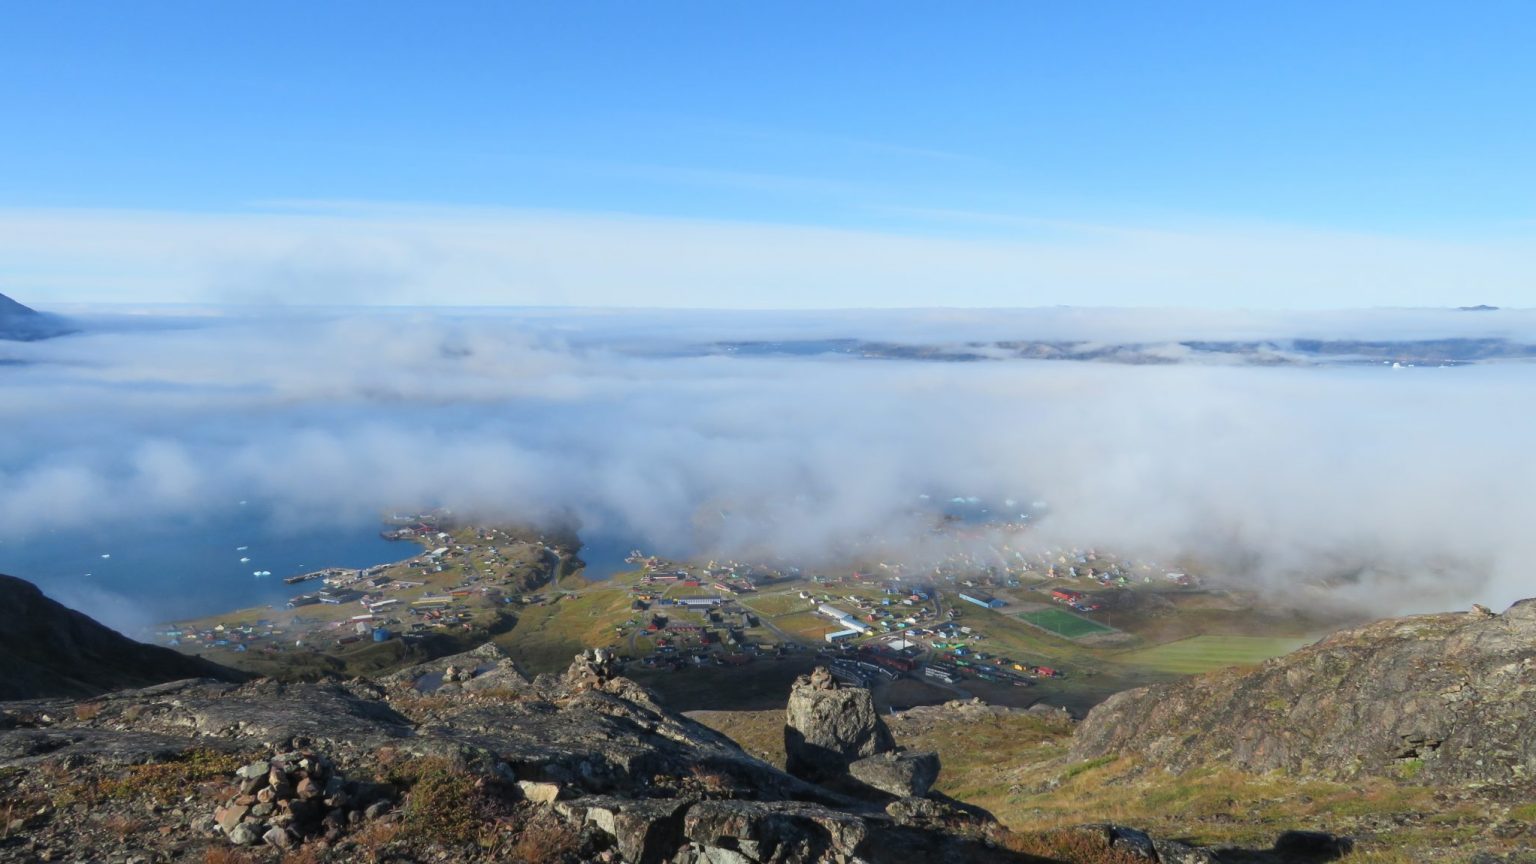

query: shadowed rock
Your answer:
[0,573,244,700]
[783,666,895,783]
[848,749,940,798]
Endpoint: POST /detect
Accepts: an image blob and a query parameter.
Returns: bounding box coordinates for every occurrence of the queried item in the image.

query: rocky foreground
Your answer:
[0,643,1349,864]
[7,575,1532,862]
[0,646,1006,863]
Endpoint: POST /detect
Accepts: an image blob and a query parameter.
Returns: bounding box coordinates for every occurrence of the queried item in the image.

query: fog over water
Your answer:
[2,306,1534,629]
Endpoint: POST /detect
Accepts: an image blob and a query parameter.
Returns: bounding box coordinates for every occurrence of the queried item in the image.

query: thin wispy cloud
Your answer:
[3,205,1534,309]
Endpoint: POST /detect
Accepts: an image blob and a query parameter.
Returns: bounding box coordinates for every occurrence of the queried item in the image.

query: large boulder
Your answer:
[847,750,941,798]
[783,666,895,783]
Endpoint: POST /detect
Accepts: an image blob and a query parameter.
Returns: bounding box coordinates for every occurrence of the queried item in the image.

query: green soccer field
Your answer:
[1117,635,1313,674]
[1016,607,1115,639]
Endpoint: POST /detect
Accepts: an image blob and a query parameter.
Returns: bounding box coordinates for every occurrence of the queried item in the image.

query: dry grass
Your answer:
[506,809,579,863]
[103,813,147,838]
[693,703,1513,860]
[202,848,259,864]
[280,844,328,864]
[1000,828,1153,864]
[90,748,246,805]
[685,763,736,796]
[73,701,106,721]
[348,820,402,864]
[391,756,512,846]
[0,799,30,839]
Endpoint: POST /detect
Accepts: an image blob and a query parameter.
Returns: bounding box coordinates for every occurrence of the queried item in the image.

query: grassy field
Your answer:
[740,592,811,617]
[768,610,838,641]
[1116,635,1312,674]
[1017,607,1116,639]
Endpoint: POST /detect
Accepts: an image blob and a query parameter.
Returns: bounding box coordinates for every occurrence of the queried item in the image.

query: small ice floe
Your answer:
[236,545,249,551]
[253,570,272,577]
[100,553,111,559]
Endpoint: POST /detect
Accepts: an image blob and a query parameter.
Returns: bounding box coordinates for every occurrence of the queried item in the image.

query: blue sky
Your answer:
[2,2,1533,308]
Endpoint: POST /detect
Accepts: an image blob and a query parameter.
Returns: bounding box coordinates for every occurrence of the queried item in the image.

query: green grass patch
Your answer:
[493,589,636,672]
[741,592,812,617]
[769,610,838,640]
[1017,607,1115,639]
[1117,635,1310,674]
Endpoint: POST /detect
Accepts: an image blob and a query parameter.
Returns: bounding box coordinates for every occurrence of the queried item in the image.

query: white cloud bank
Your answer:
[2,307,1534,624]
[3,204,1535,309]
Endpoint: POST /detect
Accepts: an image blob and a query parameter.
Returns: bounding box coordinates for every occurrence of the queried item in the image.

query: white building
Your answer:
[817,604,870,632]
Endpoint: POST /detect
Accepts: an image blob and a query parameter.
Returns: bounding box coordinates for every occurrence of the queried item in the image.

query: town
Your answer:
[157,512,1341,714]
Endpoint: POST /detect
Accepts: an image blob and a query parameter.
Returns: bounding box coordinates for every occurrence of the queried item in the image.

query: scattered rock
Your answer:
[847,750,940,798]
[295,776,321,800]
[235,760,269,780]
[517,780,563,805]
[884,796,953,827]
[262,825,294,848]
[214,803,249,834]
[1152,837,1220,864]
[226,822,260,846]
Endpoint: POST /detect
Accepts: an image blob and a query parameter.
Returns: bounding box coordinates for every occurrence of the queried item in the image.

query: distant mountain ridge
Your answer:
[706,335,1536,366]
[0,573,244,699]
[0,291,74,341]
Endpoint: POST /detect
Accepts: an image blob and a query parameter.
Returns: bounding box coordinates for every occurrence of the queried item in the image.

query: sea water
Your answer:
[0,506,412,626]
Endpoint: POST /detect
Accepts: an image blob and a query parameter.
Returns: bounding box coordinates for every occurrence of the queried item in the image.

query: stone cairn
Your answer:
[564,647,619,693]
[213,746,394,848]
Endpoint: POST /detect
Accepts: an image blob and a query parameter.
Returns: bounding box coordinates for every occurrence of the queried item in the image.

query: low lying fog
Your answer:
[3,307,1534,622]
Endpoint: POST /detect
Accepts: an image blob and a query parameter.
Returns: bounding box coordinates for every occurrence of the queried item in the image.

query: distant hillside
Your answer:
[707,335,1536,366]
[0,291,74,341]
[0,573,244,699]
[1071,599,1536,786]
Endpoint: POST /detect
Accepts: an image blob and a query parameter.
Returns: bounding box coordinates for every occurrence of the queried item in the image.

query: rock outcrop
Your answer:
[0,646,1024,863]
[783,666,896,783]
[1071,599,1536,786]
[847,750,940,798]
[783,666,945,806]
[0,573,245,700]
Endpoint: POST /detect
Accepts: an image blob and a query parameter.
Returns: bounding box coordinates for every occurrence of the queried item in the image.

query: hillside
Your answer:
[6,584,1536,862]
[0,291,72,341]
[1070,600,1536,786]
[0,573,244,699]
[693,602,1536,862]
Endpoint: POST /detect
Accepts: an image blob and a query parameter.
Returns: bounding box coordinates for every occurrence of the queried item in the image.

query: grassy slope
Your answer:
[1114,635,1314,675]
[689,706,1516,863]
[492,584,636,673]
